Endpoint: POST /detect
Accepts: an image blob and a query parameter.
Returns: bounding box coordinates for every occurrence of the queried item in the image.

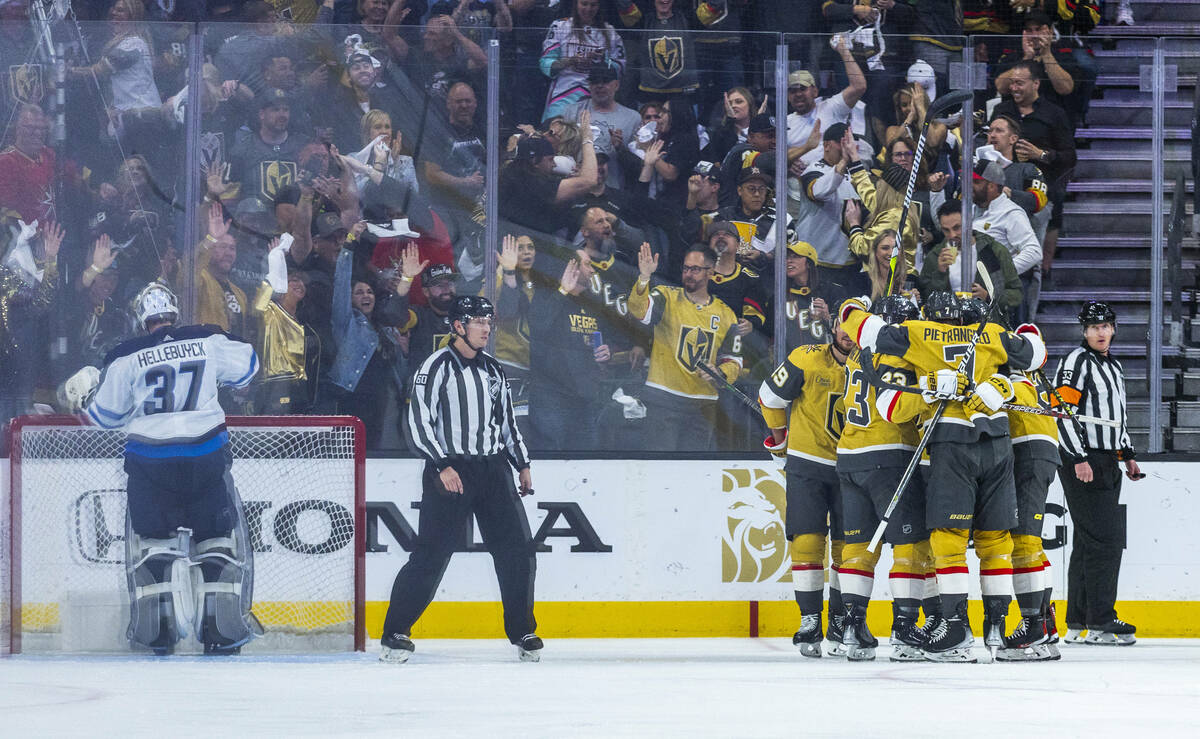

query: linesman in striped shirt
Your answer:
[1054,301,1143,646]
[380,295,541,664]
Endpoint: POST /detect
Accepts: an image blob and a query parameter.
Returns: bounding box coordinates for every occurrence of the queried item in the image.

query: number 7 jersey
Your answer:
[87,325,259,448]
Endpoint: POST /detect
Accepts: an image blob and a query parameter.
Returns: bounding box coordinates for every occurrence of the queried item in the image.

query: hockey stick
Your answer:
[886,89,974,295]
[698,362,764,419]
[866,260,1001,553]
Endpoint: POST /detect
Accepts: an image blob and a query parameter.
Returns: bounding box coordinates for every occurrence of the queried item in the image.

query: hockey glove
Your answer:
[838,295,872,324]
[918,369,969,398]
[964,374,1015,415]
[763,431,788,458]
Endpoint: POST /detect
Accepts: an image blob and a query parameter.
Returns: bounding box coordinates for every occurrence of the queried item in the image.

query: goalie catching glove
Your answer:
[58,365,101,413]
[763,430,788,458]
[918,369,969,399]
[964,374,1015,415]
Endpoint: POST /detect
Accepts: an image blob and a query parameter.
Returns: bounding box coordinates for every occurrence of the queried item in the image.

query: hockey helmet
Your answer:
[959,296,988,325]
[1078,300,1116,327]
[449,295,495,327]
[134,282,179,330]
[923,291,962,324]
[871,294,918,325]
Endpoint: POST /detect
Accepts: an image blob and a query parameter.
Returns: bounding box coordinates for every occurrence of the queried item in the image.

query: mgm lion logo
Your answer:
[721,468,790,583]
[649,36,683,80]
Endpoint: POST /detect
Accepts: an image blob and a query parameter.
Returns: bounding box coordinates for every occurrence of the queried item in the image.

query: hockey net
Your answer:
[2,415,365,654]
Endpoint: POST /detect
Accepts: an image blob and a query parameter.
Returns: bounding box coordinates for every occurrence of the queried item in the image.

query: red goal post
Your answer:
[2,415,366,654]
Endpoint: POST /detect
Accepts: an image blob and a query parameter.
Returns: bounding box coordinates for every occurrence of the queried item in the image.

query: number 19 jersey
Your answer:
[87,325,258,449]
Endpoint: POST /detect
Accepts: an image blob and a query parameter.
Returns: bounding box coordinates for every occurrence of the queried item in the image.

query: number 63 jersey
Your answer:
[87,325,259,449]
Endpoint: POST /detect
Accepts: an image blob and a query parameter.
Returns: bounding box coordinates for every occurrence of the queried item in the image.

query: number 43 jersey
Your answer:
[87,325,259,449]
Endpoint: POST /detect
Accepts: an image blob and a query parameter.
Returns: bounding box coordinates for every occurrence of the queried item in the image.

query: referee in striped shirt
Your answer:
[380,295,541,664]
[1053,301,1143,645]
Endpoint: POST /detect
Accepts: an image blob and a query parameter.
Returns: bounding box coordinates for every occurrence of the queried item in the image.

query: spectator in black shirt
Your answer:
[499,115,599,236]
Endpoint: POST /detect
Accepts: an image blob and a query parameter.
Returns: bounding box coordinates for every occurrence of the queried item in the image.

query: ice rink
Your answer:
[2,638,1198,737]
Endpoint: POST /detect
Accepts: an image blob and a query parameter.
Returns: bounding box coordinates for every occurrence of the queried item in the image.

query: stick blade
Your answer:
[929,89,974,119]
[976,260,994,299]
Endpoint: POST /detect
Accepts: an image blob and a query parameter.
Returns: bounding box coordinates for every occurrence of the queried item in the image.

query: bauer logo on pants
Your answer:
[721,468,790,583]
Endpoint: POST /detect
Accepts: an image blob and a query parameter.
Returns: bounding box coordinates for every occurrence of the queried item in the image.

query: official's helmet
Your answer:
[1078,300,1116,326]
[871,294,918,325]
[134,282,179,330]
[959,296,988,325]
[449,295,495,327]
[922,291,962,324]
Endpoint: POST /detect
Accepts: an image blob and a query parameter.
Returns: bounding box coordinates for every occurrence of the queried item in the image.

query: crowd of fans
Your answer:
[0,0,1120,452]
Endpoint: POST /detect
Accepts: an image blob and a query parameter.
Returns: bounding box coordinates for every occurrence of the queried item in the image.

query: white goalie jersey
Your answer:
[86,325,258,448]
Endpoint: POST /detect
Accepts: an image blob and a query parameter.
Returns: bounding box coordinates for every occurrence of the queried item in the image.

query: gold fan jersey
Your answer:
[628,284,742,400]
[1008,374,1059,463]
[758,344,847,467]
[842,309,1047,443]
[836,349,921,471]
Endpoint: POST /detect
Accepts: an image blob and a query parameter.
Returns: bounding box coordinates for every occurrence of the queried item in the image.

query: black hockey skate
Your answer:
[517,633,544,662]
[379,632,415,664]
[792,613,823,658]
[924,613,976,663]
[841,608,877,662]
[889,616,926,662]
[1084,619,1136,646]
[996,615,1052,662]
[825,612,847,657]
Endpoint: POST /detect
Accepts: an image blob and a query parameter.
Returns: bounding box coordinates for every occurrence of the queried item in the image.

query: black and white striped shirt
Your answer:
[1053,343,1133,461]
[407,344,530,471]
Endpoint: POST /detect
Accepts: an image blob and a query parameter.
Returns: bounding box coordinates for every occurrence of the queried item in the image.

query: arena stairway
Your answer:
[1034,6,1200,451]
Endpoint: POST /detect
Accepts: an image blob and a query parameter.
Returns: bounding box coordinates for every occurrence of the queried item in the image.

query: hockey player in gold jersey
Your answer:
[758,315,853,657]
[628,243,742,452]
[840,291,1047,662]
[997,370,1062,661]
[836,295,935,662]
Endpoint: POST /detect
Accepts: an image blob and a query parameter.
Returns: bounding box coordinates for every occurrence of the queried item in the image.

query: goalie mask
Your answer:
[135,283,180,330]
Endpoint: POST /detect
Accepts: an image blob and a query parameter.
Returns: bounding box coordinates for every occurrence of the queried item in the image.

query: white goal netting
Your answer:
[2,416,363,654]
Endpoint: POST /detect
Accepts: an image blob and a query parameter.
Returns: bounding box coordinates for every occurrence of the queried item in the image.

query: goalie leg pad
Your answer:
[126,529,193,654]
[193,533,263,654]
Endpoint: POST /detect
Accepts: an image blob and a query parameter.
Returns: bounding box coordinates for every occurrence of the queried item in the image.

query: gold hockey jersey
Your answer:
[629,283,742,400]
[836,349,921,471]
[842,308,1046,443]
[1009,373,1060,463]
[759,343,847,466]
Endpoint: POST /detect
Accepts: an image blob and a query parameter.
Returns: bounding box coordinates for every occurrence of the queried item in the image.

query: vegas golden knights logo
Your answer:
[9,63,44,105]
[260,160,297,201]
[649,36,683,80]
[676,325,714,371]
[721,468,790,583]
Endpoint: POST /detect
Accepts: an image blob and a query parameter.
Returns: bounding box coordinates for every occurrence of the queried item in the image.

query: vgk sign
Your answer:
[71,490,356,564]
[366,501,612,554]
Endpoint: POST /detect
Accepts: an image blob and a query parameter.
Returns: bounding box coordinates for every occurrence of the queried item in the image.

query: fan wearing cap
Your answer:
[983,114,1050,235]
[499,117,600,234]
[539,0,625,121]
[972,157,1041,322]
[313,44,407,153]
[766,238,852,352]
[1053,301,1142,646]
[705,220,768,338]
[718,113,777,208]
[712,165,776,268]
[919,199,1023,322]
[225,87,313,206]
[794,122,866,289]
[567,66,641,189]
[386,258,464,376]
[784,35,867,162]
[679,161,723,246]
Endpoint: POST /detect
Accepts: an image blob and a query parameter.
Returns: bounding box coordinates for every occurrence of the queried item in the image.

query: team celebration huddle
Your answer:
[757,280,1140,663]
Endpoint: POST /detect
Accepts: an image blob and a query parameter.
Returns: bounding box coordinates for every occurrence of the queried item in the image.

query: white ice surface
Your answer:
[2,638,1198,737]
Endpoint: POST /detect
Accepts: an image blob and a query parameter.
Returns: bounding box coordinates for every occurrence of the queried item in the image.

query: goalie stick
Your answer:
[865,261,1002,552]
[885,89,974,295]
